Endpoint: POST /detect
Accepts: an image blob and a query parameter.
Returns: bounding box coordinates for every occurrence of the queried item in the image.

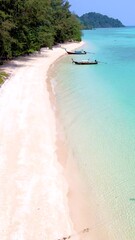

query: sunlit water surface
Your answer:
[51,27,135,240]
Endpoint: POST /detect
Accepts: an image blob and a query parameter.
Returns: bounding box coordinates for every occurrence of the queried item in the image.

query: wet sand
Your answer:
[0,42,85,240]
[47,57,93,239]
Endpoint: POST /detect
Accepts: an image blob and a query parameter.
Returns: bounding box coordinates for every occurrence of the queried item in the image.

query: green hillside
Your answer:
[79,12,125,29]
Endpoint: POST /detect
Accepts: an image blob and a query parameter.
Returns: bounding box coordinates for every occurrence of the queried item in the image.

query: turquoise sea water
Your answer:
[52,28,135,239]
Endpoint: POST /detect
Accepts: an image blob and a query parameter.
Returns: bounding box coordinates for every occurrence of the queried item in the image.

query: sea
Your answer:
[50,27,135,240]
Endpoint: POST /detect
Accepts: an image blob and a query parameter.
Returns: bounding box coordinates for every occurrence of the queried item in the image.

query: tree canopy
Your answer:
[0,0,82,62]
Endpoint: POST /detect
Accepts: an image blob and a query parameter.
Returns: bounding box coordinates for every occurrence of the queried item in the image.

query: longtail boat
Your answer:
[65,49,87,55]
[72,59,98,65]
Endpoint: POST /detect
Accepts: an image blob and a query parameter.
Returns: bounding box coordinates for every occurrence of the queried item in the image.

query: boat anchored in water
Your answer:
[72,59,98,65]
[61,46,95,55]
[65,49,87,54]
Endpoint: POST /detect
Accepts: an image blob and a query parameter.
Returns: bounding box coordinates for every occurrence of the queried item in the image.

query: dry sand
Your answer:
[0,42,87,240]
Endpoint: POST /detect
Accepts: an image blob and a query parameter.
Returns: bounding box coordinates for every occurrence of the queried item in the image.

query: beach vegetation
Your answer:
[0,71,9,85]
[0,0,82,63]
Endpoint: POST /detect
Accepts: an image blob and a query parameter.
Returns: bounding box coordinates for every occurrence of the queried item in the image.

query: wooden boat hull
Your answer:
[67,52,86,55]
[66,51,87,55]
[72,59,98,65]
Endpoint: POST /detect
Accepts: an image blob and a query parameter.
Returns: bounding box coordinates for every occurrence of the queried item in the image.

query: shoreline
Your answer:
[47,54,93,236]
[0,41,85,239]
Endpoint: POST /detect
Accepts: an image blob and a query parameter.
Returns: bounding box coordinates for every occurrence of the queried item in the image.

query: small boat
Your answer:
[72,59,98,65]
[65,49,87,55]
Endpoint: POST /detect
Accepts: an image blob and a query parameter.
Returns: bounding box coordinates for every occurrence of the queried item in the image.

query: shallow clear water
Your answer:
[52,28,135,239]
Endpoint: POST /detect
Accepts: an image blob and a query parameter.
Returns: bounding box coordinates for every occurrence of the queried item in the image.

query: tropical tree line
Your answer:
[0,0,82,62]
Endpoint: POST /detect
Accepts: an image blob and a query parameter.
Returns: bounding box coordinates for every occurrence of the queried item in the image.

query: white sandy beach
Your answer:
[0,42,85,240]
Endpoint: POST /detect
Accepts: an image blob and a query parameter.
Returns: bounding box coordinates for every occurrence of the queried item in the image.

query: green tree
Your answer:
[51,0,81,43]
[0,0,82,63]
[0,4,16,60]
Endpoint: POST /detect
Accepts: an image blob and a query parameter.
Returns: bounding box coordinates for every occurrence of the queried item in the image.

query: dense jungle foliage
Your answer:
[0,0,82,62]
